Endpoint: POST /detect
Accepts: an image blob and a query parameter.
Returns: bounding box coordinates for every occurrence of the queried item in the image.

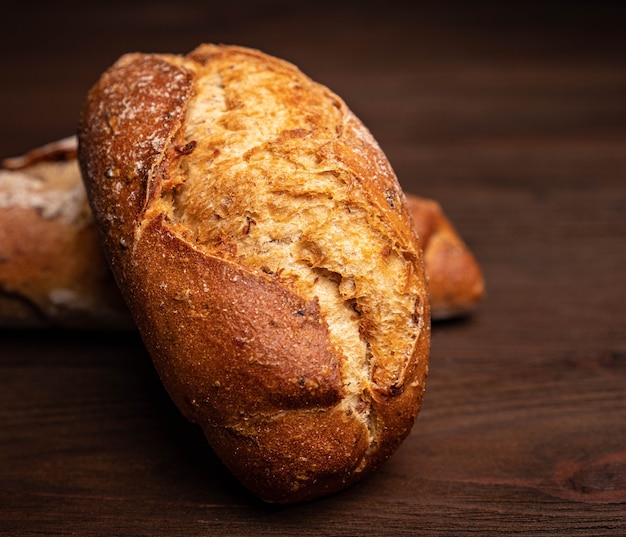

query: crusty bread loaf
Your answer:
[0,137,132,329]
[407,195,484,319]
[78,44,430,503]
[0,138,483,329]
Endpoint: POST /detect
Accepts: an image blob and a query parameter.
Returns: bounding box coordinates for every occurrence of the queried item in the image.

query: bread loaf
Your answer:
[1,140,482,328]
[0,137,132,329]
[78,44,430,503]
[407,195,484,319]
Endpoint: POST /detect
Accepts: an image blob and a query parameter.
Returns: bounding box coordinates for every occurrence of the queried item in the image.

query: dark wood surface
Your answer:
[1,2,625,535]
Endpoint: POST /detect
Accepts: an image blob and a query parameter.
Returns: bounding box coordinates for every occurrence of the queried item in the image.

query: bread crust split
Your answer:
[78,44,431,503]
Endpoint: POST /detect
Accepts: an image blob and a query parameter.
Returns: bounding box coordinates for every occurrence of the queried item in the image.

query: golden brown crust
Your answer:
[407,195,485,319]
[78,44,430,502]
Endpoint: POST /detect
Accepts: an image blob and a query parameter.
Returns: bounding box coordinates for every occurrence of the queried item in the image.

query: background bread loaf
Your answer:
[78,43,430,503]
[407,195,484,319]
[1,138,483,329]
[0,137,132,329]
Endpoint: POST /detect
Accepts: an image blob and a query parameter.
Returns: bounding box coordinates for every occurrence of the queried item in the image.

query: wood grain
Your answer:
[1,1,625,535]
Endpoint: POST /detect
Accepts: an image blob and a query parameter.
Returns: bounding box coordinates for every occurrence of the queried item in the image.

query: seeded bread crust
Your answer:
[78,44,430,503]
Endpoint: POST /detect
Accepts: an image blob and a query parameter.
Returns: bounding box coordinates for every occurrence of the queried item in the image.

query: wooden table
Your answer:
[1,2,625,535]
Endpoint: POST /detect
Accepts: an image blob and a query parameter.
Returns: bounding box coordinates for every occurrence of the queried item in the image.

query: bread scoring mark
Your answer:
[160,48,423,452]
